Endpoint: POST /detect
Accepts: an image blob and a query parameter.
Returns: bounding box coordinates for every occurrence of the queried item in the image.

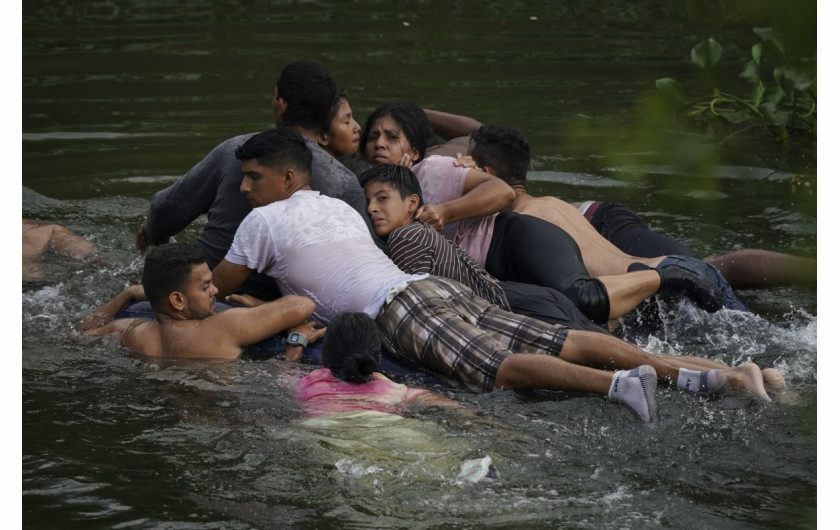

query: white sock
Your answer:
[608,370,625,400]
[677,368,703,392]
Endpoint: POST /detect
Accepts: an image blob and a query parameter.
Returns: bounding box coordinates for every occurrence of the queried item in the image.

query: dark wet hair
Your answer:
[275,61,338,134]
[358,164,424,208]
[235,127,313,182]
[469,124,531,187]
[360,101,438,162]
[322,312,382,384]
[142,242,207,313]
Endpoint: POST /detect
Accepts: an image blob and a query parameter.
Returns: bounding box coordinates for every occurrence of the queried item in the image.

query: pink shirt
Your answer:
[293,368,430,418]
[412,156,497,267]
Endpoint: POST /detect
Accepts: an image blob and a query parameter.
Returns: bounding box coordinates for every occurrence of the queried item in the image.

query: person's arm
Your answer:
[415,169,514,231]
[137,137,236,252]
[226,293,326,361]
[50,225,97,260]
[424,109,482,140]
[405,391,465,410]
[77,285,146,335]
[212,295,317,349]
[212,259,254,299]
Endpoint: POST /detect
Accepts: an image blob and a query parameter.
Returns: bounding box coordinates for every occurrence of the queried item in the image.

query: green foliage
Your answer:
[656,28,816,142]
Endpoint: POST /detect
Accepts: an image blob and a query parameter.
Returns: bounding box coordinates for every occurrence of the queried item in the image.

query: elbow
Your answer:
[500,186,515,209]
[288,295,316,318]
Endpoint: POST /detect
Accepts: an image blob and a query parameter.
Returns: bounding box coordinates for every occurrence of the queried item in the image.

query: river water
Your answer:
[22,1,817,528]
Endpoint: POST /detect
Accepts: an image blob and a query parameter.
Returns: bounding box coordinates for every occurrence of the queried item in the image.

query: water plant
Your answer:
[656,28,816,143]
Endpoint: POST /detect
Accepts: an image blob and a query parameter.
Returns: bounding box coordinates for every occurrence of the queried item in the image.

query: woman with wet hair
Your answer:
[359,101,726,327]
[294,312,461,417]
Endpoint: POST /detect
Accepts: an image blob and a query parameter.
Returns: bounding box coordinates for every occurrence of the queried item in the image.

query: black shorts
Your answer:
[588,202,703,259]
[484,212,610,326]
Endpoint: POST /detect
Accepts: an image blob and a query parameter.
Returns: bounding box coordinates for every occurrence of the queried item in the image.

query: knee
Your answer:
[564,279,610,326]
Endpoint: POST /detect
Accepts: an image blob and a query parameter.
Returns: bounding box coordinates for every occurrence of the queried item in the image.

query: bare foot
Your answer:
[762,368,801,405]
[729,363,771,402]
[762,368,787,391]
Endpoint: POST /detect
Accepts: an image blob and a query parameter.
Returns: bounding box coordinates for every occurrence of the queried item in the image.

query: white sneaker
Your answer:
[608,365,658,422]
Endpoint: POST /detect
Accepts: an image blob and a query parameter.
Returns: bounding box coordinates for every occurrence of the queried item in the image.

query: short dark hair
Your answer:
[358,164,424,208]
[360,101,437,162]
[322,312,382,384]
[142,243,207,312]
[275,61,338,134]
[469,124,531,187]
[235,127,313,182]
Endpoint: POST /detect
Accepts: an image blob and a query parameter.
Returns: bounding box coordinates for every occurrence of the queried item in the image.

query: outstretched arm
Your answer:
[137,137,241,253]
[77,285,146,334]
[424,109,482,140]
[214,295,317,349]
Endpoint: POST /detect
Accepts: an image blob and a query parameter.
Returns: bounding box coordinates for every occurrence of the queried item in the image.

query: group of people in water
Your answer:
[65,61,815,423]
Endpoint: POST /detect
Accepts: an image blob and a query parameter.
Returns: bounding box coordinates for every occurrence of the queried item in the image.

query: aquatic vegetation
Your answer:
[656,29,816,143]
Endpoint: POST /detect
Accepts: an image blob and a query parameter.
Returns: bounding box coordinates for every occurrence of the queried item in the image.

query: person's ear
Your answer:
[407,194,420,215]
[317,131,329,148]
[273,97,289,125]
[168,291,186,311]
[408,147,421,163]
[482,164,497,176]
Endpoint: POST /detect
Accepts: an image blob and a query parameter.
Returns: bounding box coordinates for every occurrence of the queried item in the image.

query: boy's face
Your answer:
[364,182,418,238]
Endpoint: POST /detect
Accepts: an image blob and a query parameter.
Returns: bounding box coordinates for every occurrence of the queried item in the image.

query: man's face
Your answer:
[240,159,288,207]
[182,263,218,320]
[364,181,417,238]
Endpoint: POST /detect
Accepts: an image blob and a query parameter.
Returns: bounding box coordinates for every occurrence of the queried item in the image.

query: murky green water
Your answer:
[23,1,816,528]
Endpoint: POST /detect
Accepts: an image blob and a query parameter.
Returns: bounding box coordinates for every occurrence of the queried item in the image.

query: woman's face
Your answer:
[323,98,360,158]
[363,114,419,165]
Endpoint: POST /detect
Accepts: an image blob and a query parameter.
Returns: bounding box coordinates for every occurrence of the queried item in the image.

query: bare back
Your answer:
[510,194,663,276]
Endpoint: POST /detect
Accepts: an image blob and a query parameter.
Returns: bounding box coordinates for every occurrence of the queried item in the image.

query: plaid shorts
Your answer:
[375,276,569,392]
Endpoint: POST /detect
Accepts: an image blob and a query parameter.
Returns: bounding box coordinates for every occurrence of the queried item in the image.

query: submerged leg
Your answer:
[705,249,817,289]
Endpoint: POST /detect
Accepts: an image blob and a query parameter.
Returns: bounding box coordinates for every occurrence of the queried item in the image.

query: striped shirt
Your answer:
[386,221,511,310]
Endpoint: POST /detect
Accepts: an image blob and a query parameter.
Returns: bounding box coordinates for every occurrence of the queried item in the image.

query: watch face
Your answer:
[287,332,306,347]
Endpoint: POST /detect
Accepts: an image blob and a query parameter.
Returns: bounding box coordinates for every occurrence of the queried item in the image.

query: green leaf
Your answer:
[753,27,775,42]
[691,38,723,72]
[763,86,786,108]
[778,66,815,91]
[739,61,760,85]
[655,77,688,103]
[751,42,762,65]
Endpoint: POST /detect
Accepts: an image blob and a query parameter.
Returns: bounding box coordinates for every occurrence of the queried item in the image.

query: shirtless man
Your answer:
[424,110,815,290]
[465,124,749,312]
[23,219,98,282]
[77,242,324,361]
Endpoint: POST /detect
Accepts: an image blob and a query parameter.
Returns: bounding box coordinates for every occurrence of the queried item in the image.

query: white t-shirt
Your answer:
[225,190,424,324]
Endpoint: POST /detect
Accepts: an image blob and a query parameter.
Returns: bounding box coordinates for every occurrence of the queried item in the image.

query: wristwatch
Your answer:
[286,332,308,349]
